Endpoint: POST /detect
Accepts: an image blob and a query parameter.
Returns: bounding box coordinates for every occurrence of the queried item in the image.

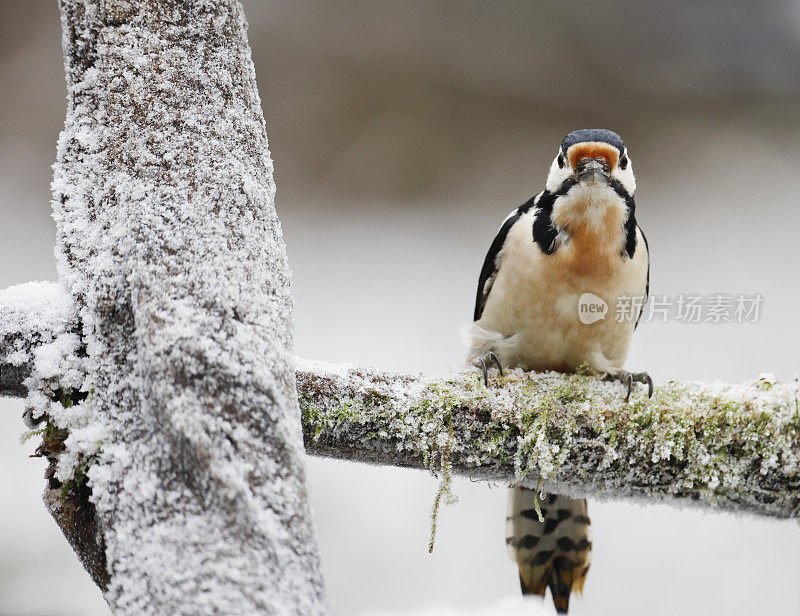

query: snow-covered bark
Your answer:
[41,1,327,614]
[0,282,75,398]
[6,299,799,521]
[0,282,108,588]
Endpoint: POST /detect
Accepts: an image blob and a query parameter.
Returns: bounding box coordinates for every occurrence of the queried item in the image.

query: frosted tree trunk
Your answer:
[44,1,327,613]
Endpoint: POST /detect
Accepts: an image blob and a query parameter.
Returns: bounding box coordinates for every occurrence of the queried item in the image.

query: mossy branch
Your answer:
[297,359,800,519]
[4,292,800,520]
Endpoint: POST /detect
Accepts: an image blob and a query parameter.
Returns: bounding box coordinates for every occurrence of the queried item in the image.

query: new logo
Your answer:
[578,293,608,324]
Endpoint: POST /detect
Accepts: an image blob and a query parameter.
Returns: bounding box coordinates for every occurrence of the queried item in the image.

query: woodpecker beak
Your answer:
[575,157,611,185]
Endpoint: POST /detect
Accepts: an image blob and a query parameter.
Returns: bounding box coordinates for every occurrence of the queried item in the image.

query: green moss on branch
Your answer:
[296,360,800,519]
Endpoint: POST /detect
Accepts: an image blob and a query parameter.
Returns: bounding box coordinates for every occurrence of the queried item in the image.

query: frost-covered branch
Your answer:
[0,282,74,398]
[5,300,800,521]
[297,359,800,519]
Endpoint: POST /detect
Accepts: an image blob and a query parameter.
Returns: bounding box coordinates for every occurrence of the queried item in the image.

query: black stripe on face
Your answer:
[531,178,577,255]
[553,177,579,198]
[610,178,638,259]
[609,178,631,201]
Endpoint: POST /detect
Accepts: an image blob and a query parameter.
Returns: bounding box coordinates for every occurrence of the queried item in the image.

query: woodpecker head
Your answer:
[545,128,636,197]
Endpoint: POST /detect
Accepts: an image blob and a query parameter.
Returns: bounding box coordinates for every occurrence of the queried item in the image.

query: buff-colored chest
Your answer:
[477,204,648,374]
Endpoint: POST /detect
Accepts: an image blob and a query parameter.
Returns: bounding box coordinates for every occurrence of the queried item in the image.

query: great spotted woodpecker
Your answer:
[464,129,652,613]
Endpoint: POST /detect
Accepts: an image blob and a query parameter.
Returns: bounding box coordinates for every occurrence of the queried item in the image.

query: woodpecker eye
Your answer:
[557,154,565,169]
[619,155,628,170]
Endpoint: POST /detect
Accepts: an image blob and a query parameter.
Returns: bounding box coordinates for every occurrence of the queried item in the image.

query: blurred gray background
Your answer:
[2,1,800,614]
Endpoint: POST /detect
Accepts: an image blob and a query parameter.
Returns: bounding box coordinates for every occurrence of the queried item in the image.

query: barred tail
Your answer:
[505,487,592,614]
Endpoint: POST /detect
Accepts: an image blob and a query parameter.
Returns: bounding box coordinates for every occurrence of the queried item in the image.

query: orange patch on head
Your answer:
[567,142,620,170]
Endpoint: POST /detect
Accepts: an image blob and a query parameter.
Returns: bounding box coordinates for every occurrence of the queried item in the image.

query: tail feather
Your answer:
[506,487,591,614]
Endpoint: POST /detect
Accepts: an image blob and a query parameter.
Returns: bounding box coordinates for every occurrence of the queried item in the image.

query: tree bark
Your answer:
[296,360,800,519]
[0,282,74,398]
[40,1,328,613]
[6,300,800,521]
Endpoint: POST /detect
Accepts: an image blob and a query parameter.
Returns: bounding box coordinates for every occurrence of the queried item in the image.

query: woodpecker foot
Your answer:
[604,370,654,402]
[474,351,503,386]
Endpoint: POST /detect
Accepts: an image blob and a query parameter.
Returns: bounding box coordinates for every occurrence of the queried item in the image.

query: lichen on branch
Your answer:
[0,282,100,489]
[5,291,800,525]
[297,359,800,519]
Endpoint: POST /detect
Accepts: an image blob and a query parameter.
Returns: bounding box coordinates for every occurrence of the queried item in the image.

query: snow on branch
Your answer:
[0,282,75,397]
[5,301,800,521]
[297,359,800,519]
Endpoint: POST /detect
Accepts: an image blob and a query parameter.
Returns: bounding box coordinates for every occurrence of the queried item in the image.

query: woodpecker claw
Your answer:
[474,351,504,386]
[624,373,634,402]
[605,370,654,401]
[640,372,655,398]
[488,351,503,376]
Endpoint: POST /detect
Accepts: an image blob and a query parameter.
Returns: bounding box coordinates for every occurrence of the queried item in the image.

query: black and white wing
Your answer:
[473,194,540,321]
[634,224,650,329]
